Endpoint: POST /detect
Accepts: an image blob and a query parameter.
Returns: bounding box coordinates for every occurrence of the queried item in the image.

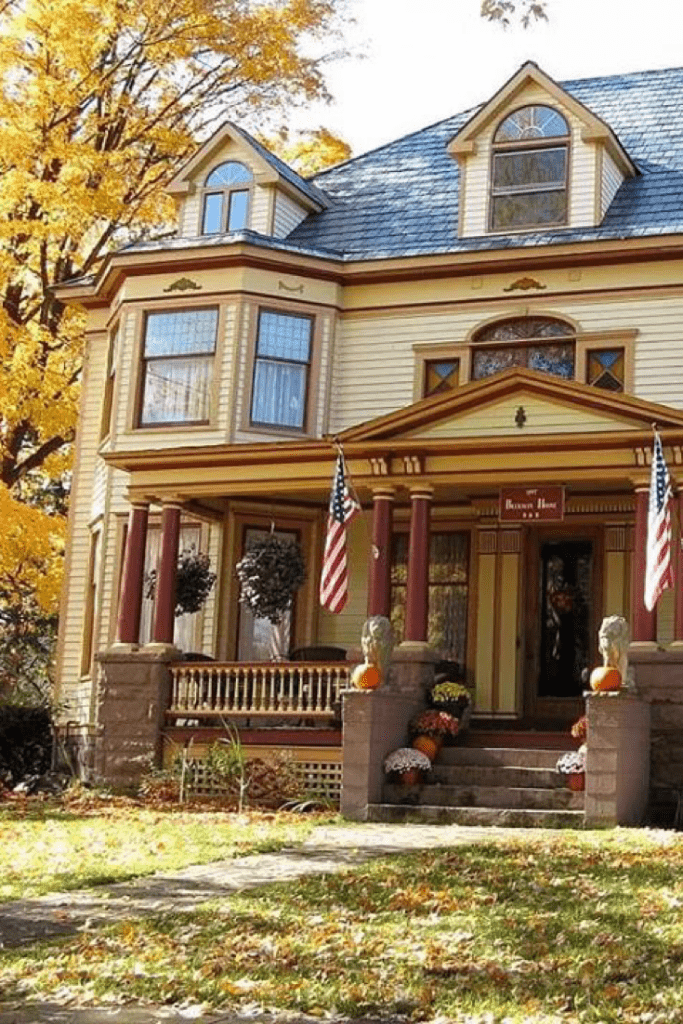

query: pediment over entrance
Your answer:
[340,368,683,444]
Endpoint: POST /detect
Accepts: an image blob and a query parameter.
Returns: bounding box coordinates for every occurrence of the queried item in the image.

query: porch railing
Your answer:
[168,661,351,722]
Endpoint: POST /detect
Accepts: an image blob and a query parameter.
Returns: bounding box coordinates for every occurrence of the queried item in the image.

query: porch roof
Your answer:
[104,370,683,507]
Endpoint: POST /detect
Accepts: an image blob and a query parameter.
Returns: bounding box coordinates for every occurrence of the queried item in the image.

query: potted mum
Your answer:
[430,680,472,728]
[383,747,431,786]
[409,709,459,760]
[556,748,586,791]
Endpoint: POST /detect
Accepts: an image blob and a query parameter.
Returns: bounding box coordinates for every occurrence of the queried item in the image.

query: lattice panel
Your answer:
[180,756,342,806]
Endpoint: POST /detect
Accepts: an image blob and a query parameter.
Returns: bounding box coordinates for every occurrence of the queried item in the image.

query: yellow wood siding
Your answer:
[332,292,683,433]
[409,392,638,439]
[55,331,109,718]
[273,191,308,237]
[460,82,598,238]
[317,516,368,652]
[601,149,624,219]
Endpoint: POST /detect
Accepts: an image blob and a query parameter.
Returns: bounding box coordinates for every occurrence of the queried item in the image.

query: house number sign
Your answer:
[499,486,565,522]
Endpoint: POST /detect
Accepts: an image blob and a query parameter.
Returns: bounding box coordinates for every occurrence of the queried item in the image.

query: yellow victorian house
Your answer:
[55,62,683,825]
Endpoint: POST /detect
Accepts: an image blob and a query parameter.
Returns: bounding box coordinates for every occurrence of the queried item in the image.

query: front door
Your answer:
[525,534,599,725]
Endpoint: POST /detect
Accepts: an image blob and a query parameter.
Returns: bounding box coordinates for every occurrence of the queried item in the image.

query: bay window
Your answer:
[139,308,218,425]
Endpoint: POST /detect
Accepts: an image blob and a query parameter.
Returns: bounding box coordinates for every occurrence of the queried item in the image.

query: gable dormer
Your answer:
[448,62,637,238]
[166,123,328,240]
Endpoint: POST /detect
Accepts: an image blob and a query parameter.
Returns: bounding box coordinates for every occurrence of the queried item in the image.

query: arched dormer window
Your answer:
[472,317,575,381]
[201,161,252,234]
[490,105,569,232]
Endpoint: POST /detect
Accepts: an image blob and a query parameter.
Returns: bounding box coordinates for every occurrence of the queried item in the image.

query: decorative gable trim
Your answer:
[448,61,636,178]
[166,123,327,212]
[339,367,683,443]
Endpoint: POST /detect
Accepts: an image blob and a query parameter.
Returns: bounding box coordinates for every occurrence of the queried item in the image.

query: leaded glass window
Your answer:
[140,308,218,424]
[490,105,569,232]
[471,317,575,381]
[424,359,460,397]
[390,532,469,666]
[201,161,252,234]
[586,348,624,392]
[251,310,313,430]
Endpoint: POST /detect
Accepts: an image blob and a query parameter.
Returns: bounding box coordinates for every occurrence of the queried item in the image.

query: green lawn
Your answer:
[3,828,683,1022]
[0,795,330,901]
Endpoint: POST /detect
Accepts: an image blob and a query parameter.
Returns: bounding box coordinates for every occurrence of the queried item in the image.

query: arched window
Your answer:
[201,161,252,234]
[490,105,569,231]
[472,317,575,381]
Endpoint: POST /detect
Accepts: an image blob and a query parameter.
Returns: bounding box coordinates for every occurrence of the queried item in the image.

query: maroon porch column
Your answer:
[367,487,395,618]
[675,489,683,642]
[152,502,182,645]
[404,486,433,643]
[116,501,149,645]
[632,485,657,642]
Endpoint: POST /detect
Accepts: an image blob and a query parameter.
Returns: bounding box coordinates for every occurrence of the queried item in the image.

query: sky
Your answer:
[296,0,683,158]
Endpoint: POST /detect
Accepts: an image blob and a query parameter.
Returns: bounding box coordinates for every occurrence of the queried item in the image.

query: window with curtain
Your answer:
[390,532,469,666]
[471,317,575,381]
[139,524,202,651]
[201,161,252,234]
[139,308,218,425]
[490,105,569,232]
[250,310,312,430]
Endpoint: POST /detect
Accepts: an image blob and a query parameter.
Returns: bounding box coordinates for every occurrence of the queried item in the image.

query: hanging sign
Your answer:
[499,486,565,522]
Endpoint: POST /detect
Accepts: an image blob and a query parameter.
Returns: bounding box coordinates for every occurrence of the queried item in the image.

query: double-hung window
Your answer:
[490,105,569,232]
[250,310,312,430]
[139,308,218,425]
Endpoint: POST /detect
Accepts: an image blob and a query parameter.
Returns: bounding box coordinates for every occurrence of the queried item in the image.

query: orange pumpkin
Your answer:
[351,662,381,690]
[590,665,622,692]
[412,735,440,760]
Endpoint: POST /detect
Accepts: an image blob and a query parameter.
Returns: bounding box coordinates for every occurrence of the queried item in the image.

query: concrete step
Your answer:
[384,782,583,810]
[367,803,585,828]
[439,746,569,769]
[431,764,565,789]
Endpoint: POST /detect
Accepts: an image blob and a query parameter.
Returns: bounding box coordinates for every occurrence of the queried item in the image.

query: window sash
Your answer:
[140,309,217,425]
[250,311,312,429]
[228,190,249,231]
[202,193,223,234]
[493,147,567,192]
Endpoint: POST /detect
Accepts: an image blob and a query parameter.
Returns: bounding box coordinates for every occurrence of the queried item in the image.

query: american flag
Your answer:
[319,452,360,613]
[644,431,674,612]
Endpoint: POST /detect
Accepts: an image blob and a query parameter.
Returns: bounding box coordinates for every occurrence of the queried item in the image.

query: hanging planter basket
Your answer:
[145,547,217,617]
[235,535,306,625]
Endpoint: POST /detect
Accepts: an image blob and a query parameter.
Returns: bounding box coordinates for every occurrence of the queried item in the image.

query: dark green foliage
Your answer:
[0,703,53,785]
[145,547,216,617]
[235,535,306,624]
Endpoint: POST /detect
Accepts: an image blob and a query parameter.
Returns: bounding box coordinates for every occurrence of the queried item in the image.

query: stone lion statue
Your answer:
[361,615,395,682]
[598,615,630,681]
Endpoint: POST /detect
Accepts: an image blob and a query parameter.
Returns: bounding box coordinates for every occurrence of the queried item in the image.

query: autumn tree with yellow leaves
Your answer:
[0,0,348,642]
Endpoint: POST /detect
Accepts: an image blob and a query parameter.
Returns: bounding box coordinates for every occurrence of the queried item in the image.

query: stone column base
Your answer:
[585,691,650,827]
[341,643,438,820]
[95,644,181,790]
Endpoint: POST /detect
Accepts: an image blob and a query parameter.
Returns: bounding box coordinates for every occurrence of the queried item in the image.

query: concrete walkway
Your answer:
[0,822,553,1024]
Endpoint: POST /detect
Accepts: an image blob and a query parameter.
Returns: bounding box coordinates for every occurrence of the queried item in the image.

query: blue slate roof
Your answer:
[283,65,683,259]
